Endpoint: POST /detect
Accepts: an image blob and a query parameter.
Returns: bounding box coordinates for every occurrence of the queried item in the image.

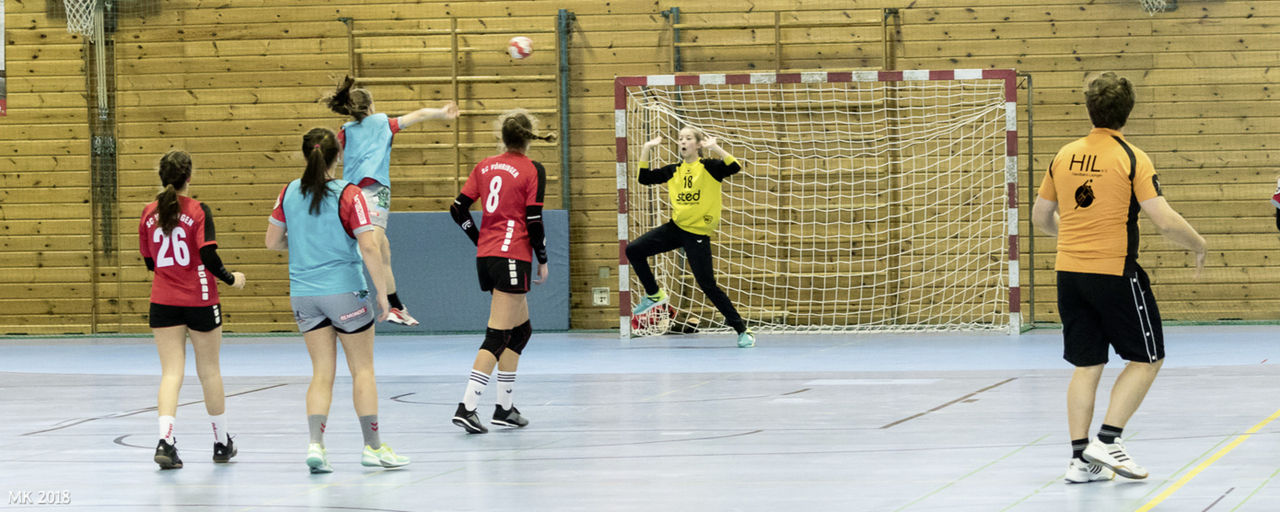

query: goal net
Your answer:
[615,70,1020,338]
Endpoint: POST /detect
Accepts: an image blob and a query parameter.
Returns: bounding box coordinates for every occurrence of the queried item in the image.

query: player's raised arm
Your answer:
[637,137,678,185]
[398,101,459,129]
[700,136,741,181]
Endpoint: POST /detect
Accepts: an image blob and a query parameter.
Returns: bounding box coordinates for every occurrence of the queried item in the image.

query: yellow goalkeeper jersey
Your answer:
[637,155,741,236]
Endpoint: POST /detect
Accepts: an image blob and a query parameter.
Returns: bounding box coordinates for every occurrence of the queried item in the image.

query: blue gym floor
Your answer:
[1,326,1279,511]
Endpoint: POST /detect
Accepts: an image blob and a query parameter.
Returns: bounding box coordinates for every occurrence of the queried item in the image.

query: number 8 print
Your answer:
[485,176,503,213]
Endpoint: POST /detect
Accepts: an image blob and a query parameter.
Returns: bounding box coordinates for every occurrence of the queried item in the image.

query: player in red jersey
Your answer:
[138,150,246,469]
[448,110,555,433]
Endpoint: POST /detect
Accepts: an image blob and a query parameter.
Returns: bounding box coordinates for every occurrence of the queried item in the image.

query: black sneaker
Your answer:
[154,439,183,470]
[492,405,529,428]
[213,436,237,463]
[451,403,488,434]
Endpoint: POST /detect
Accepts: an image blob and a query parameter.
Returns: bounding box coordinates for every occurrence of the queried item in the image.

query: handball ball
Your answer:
[508,36,533,59]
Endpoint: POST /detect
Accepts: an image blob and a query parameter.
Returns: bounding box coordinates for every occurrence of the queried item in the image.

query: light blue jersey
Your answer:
[269,179,373,297]
[340,113,394,188]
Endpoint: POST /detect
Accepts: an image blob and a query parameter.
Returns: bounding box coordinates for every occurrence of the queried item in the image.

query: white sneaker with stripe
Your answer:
[1064,457,1114,483]
[1082,438,1148,479]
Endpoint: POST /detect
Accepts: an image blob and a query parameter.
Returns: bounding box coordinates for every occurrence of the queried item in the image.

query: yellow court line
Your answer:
[1134,406,1280,512]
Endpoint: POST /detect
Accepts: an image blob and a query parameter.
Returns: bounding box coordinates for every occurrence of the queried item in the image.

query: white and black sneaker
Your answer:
[452,403,488,434]
[154,439,183,470]
[213,436,237,463]
[1083,438,1148,479]
[1064,457,1114,483]
[492,405,529,428]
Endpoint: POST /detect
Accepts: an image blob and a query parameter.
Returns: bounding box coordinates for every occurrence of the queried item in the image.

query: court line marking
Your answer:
[1135,432,1235,502]
[998,473,1061,512]
[893,434,1049,512]
[1202,487,1234,512]
[880,378,1017,429]
[1228,466,1280,511]
[1135,406,1280,512]
[20,383,288,436]
[639,338,865,401]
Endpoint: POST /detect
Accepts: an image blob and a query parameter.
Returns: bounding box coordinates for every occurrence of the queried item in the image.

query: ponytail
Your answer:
[321,75,374,122]
[154,149,192,235]
[497,109,556,152]
[301,127,341,215]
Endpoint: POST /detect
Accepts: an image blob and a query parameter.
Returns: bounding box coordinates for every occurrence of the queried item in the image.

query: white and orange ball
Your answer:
[507,36,533,59]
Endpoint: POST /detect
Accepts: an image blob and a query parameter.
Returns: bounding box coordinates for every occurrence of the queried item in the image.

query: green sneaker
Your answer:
[632,289,668,315]
[306,443,333,474]
[737,328,755,348]
[361,443,410,468]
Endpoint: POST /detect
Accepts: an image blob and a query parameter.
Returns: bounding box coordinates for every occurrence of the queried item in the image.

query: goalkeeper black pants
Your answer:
[626,221,746,334]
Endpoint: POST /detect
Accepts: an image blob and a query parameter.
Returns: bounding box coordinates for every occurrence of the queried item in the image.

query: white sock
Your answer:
[462,370,490,411]
[159,415,176,445]
[210,414,228,445]
[496,371,516,410]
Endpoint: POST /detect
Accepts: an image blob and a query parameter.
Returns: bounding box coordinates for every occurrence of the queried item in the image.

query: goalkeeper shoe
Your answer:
[737,328,756,348]
[632,289,668,316]
[1064,458,1114,483]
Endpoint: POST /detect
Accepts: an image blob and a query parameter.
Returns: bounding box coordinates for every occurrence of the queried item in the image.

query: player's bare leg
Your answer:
[377,228,418,326]
[153,326,188,469]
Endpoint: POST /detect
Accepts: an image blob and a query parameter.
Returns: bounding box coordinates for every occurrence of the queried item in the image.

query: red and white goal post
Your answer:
[615,70,1020,338]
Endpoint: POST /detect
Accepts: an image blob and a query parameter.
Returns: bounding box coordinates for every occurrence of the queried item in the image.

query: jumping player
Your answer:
[627,127,756,348]
[448,110,555,433]
[1032,72,1206,483]
[322,76,459,326]
[139,149,245,469]
[265,127,408,473]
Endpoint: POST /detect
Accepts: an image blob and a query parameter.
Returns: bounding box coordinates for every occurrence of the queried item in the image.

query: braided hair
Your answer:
[496,109,557,153]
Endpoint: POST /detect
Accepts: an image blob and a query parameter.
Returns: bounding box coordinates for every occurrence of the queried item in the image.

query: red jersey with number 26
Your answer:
[460,152,545,262]
[139,196,219,307]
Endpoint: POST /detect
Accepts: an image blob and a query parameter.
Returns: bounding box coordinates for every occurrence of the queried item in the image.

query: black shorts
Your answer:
[477,257,531,294]
[149,303,223,333]
[1057,265,1164,367]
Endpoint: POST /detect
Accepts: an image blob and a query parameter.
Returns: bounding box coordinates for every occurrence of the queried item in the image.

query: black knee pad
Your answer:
[479,327,509,358]
[508,321,532,355]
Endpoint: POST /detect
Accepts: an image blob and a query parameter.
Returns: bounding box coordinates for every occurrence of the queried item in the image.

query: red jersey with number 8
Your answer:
[460,152,545,262]
[139,196,219,307]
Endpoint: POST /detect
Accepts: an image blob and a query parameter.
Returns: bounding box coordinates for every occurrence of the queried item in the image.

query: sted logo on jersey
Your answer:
[674,171,703,204]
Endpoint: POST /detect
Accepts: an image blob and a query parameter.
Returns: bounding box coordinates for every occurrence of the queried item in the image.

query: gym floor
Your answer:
[1,326,1277,511]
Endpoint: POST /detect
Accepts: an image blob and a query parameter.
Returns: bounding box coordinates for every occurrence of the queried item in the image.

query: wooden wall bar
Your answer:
[1,0,1274,333]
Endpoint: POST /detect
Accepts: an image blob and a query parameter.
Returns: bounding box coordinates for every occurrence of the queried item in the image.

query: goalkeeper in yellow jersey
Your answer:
[628,126,755,348]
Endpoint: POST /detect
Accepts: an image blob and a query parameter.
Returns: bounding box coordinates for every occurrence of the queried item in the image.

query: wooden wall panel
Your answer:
[2,0,1274,333]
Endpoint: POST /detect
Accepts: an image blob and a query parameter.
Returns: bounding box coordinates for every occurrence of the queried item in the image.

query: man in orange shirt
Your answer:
[1032,72,1206,484]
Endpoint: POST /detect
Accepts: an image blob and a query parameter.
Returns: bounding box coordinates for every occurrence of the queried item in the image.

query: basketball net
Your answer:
[1138,0,1168,16]
[64,0,99,36]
